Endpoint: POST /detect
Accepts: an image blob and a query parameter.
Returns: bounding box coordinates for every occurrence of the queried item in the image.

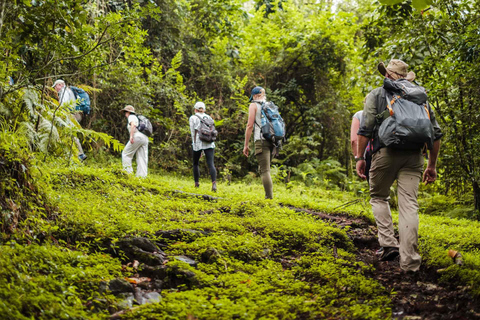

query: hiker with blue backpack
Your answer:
[120,105,152,178]
[356,60,443,274]
[243,86,285,200]
[53,79,90,161]
[189,102,218,192]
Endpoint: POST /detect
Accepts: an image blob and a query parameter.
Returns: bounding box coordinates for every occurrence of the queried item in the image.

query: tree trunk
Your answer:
[473,180,480,220]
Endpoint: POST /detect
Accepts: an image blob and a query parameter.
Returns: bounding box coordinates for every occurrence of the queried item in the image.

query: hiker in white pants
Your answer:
[53,79,87,161]
[121,105,148,177]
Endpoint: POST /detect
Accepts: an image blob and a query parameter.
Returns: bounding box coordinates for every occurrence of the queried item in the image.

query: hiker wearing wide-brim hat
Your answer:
[377,59,416,82]
[355,58,443,273]
[120,105,149,177]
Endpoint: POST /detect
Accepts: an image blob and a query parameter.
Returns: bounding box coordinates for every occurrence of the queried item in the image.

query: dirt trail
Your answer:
[286,205,480,320]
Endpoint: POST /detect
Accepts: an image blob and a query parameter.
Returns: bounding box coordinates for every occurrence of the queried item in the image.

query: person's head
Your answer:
[52,79,65,93]
[249,86,266,102]
[194,101,206,113]
[120,105,135,118]
[378,59,415,82]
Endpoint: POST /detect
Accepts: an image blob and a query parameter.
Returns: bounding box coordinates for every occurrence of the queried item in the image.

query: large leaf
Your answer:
[411,0,433,10]
[378,0,404,5]
[379,0,432,10]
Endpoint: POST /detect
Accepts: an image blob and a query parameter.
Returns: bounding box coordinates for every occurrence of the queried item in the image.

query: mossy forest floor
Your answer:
[1,163,480,319]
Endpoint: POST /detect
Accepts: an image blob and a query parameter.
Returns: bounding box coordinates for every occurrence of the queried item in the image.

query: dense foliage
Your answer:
[2,0,480,318]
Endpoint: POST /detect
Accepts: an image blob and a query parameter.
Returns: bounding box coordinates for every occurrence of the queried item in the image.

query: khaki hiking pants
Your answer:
[255,140,274,199]
[122,132,149,178]
[369,147,424,272]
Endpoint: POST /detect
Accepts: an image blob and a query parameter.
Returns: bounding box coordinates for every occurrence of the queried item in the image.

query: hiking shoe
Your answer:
[375,247,384,256]
[379,247,399,261]
[195,182,199,188]
[78,154,87,161]
[212,181,217,192]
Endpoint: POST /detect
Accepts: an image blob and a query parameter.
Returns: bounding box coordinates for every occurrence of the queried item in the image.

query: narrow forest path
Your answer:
[285,205,480,320]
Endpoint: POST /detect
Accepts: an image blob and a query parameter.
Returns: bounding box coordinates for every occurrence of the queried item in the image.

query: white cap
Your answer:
[52,79,65,88]
[194,101,206,110]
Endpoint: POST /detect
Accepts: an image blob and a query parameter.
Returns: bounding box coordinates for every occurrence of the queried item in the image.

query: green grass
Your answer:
[2,163,480,319]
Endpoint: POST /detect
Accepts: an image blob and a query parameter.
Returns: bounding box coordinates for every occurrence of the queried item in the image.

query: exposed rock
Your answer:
[116,237,167,265]
[174,255,197,266]
[108,279,134,294]
[140,264,168,280]
[117,292,135,309]
[201,247,221,263]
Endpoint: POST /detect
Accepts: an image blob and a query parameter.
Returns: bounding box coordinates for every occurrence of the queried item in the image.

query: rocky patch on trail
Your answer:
[299,206,480,320]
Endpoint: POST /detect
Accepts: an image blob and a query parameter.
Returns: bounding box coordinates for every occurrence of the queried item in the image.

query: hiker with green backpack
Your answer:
[120,105,152,178]
[356,59,443,274]
[243,86,285,200]
[189,102,218,192]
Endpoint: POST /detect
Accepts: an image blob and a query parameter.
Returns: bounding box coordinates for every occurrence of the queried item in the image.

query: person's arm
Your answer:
[350,117,360,157]
[243,103,257,157]
[355,135,370,180]
[129,118,136,144]
[423,139,441,185]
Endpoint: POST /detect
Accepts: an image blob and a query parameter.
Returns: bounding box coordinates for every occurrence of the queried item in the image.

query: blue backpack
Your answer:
[256,101,285,146]
[70,86,91,115]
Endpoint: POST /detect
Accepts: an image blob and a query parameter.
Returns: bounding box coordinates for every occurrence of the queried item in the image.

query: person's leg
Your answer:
[135,134,149,178]
[74,137,85,156]
[255,140,273,199]
[369,148,400,249]
[397,151,424,271]
[122,137,141,175]
[203,148,217,182]
[193,149,202,186]
[73,112,86,159]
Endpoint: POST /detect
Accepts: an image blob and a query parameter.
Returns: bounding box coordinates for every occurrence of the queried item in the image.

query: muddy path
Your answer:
[285,205,480,320]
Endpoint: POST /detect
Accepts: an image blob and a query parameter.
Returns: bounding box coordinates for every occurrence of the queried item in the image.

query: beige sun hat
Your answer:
[120,105,136,113]
[378,59,416,81]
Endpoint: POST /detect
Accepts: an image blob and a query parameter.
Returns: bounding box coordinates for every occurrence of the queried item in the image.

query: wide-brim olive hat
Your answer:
[378,59,416,81]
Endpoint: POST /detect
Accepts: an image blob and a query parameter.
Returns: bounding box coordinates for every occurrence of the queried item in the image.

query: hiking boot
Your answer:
[78,154,87,161]
[375,247,384,256]
[379,247,399,261]
[195,182,199,188]
[212,181,217,192]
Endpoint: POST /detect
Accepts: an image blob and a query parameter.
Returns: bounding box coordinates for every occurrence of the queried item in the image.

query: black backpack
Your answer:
[196,114,218,142]
[376,78,434,150]
[136,114,153,137]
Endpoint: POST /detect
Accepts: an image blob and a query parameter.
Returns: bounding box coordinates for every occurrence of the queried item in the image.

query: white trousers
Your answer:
[122,132,149,177]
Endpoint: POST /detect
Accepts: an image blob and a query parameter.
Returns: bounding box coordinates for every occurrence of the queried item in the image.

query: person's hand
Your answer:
[423,166,437,185]
[243,146,249,157]
[130,137,134,144]
[356,160,366,180]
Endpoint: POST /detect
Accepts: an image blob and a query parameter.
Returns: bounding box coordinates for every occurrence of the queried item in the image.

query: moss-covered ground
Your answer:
[1,163,480,319]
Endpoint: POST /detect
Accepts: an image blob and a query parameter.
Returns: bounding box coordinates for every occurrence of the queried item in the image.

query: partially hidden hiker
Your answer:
[351,109,372,182]
[356,59,443,273]
[189,102,218,192]
[120,105,149,178]
[243,86,285,199]
[52,79,88,161]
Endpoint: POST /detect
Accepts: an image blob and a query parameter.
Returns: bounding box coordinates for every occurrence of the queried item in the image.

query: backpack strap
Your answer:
[375,91,400,124]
